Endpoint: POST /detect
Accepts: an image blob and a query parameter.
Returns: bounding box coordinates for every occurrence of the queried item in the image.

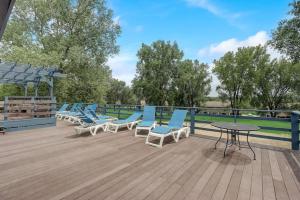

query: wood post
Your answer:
[159,107,163,125]
[291,111,300,150]
[190,108,195,134]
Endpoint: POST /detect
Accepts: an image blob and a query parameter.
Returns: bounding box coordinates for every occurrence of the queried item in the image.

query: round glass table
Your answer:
[211,122,260,160]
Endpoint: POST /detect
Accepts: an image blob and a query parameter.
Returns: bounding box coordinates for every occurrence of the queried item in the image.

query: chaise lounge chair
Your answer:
[74,110,111,136]
[61,103,82,120]
[145,109,190,148]
[106,112,142,133]
[57,103,78,120]
[87,109,116,121]
[67,104,97,124]
[135,106,156,137]
[55,103,69,119]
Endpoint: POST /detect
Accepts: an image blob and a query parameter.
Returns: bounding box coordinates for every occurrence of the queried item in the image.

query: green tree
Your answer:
[213,46,269,110]
[132,40,183,105]
[270,1,300,63]
[295,63,300,94]
[0,84,23,100]
[174,59,211,107]
[106,79,136,104]
[0,0,120,103]
[252,59,299,113]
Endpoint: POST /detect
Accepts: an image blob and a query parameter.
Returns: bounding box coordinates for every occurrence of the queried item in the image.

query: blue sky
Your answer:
[106,0,291,96]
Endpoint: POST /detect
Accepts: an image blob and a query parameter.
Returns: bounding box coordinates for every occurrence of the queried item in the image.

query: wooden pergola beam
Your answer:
[0,0,16,40]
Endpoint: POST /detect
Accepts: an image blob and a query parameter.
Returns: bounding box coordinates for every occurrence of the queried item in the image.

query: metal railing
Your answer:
[57,103,300,150]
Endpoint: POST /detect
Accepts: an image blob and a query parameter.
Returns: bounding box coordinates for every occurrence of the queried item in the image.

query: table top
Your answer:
[211,122,260,131]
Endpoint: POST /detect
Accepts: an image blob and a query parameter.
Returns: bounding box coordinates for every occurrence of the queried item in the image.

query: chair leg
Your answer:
[89,127,95,136]
[172,132,178,142]
[129,122,134,130]
[145,134,150,144]
[159,136,164,148]
[93,125,104,136]
[186,128,190,137]
[106,124,111,132]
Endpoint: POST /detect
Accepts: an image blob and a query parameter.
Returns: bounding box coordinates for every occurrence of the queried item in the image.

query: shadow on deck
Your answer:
[0,121,299,200]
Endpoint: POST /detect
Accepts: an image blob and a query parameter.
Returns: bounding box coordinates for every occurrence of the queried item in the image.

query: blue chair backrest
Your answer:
[74,103,83,112]
[69,103,78,112]
[143,106,156,121]
[78,110,94,124]
[126,112,142,122]
[88,104,98,112]
[83,104,97,113]
[83,104,91,112]
[88,109,99,119]
[58,103,69,111]
[168,109,188,128]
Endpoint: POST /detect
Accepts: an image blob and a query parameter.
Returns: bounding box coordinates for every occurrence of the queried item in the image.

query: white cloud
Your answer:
[186,0,220,16]
[107,52,137,86]
[197,31,283,96]
[185,0,243,25]
[198,31,274,60]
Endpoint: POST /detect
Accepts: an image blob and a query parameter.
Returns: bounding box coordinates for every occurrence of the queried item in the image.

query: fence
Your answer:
[2,96,56,131]
[57,103,300,150]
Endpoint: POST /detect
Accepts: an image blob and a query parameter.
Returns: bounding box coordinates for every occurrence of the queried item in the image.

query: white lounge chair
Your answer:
[146,109,189,148]
[135,106,156,137]
[106,112,142,133]
[74,110,111,136]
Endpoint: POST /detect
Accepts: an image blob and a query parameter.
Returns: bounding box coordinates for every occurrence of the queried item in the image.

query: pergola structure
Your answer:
[0,61,66,97]
[0,0,15,40]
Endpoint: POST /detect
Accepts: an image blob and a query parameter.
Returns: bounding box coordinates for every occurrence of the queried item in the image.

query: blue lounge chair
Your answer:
[67,104,98,124]
[146,109,189,148]
[87,109,116,121]
[55,103,69,118]
[61,103,83,120]
[106,112,142,133]
[74,110,111,136]
[57,103,80,120]
[135,106,156,137]
[57,103,69,112]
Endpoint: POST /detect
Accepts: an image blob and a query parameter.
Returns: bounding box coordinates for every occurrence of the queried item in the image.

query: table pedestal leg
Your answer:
[237,131,241,150]
[247,131,256,160]
[224,129,229,157]
[215,129,223,149]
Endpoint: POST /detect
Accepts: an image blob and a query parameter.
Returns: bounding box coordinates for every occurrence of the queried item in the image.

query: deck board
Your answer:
[0,121,299,200]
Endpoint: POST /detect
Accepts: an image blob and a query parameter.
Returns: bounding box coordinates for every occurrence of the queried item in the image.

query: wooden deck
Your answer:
[0,121,299,200]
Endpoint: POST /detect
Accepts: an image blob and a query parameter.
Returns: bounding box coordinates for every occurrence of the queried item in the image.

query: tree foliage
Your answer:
[106,79,136,105]
[132,41,184,105]
[0,0,120,103]
[174,60,211,107]
[133,40,211,106]
[213,46,269,109]
[252,59,299,111]
[270,1,300,63]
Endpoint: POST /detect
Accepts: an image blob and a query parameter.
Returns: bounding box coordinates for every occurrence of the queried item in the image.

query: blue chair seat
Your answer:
[137,121,154,127]
[113,119,129,124]
[94,119,108,124]
[151,125,181,134]
[98,115,112,119]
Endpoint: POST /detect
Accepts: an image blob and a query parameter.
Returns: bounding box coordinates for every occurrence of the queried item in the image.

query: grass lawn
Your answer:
[102,109,292,136]
[194,115,291,136]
